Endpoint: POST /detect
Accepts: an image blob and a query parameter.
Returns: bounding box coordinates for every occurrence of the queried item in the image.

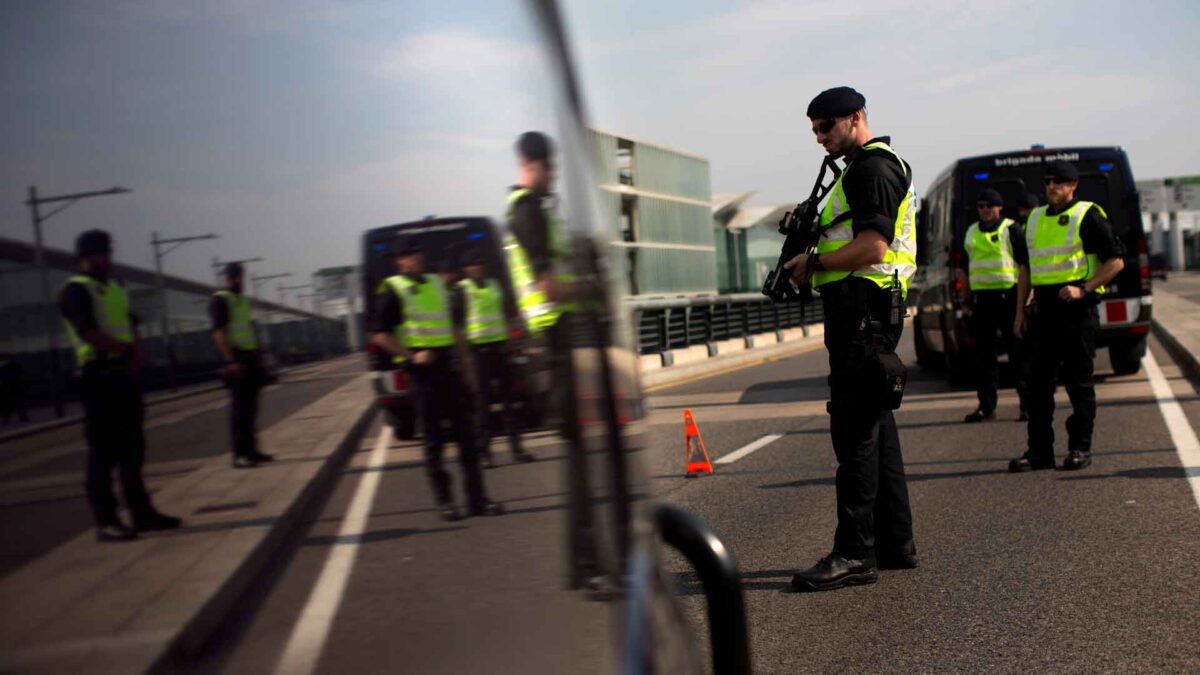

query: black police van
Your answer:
[911,146,1153,382]
[360,216,523,438]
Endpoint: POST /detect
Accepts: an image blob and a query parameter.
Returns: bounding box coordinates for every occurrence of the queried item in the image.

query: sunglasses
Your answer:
[1043,176,1075,186]
[813,117,841,134]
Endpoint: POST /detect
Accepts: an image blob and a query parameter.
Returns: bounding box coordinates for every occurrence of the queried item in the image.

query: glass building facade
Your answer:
[589,129,717,296]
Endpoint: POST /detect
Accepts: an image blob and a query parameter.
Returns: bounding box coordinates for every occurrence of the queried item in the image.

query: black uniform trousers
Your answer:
[80,362,154,525]
[545,314,599,585]
[1024,298,1098,461]
[227,350,265,458]
[820,278,915,560]
[472,341,523,456]
[968,289,1028,414]
[410,353,486,509]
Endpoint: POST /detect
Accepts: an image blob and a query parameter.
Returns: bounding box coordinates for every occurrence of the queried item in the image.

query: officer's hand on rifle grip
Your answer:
[785,253,813,285]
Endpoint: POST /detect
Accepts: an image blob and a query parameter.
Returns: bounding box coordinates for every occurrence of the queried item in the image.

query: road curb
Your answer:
[1151,318,1200,382]
[642,328,825,392]
[151,401,377,673]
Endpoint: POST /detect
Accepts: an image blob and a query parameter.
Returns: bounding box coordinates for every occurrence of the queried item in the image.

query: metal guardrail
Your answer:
[627,292,823,357]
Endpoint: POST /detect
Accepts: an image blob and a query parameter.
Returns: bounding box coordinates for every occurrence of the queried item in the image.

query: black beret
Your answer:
[75,229,111,256]
[223,262,244,278]
[977,188,1004,207]
[1019,192,1040,209]
[515,131,554,161]
[806,86,866,119]
[1044,160,1079,182]
[392,236,422,256]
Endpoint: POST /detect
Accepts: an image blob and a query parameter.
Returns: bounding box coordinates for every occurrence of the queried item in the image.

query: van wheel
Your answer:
[1108,337,1146,376]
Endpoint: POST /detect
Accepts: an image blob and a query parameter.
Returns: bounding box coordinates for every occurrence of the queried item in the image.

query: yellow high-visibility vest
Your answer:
[964,218,1018,290]
[61,275,133,368]
[382,274,455,348]
[458,278,507,345]
[214,290,259,350]
[503,187,575,335]
[812,140,918,297]
[1026,201,1107,294]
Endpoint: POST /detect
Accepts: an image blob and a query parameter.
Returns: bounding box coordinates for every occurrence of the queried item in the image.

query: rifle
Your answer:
[761,155,842,303]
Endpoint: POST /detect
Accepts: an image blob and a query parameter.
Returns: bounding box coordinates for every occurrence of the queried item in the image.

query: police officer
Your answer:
[959,188,1029,423]
[210,262,274,468]
[1011,161,1125,472]
[453,246,534,468]
[370,237,504,520]
[1017,192,1040,226]
[506,130,605,594]
[784,87,918,592]
[59,230,181,541]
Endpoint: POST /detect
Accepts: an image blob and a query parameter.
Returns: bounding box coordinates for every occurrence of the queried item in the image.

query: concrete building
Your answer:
[589,129,716,296]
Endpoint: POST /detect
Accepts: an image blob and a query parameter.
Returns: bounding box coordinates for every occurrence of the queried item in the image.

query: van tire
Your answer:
[1108,337,1146,376]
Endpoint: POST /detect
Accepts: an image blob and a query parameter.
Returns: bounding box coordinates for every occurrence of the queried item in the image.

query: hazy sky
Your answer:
[2,1,1197,295]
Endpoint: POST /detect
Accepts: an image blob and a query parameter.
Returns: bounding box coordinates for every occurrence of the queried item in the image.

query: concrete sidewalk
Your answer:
[1150,273,1200,381]
[0,373,374,674]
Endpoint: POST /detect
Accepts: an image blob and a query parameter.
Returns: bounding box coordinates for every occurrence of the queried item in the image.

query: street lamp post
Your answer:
[26,184,131,417]
[151,232,218,390]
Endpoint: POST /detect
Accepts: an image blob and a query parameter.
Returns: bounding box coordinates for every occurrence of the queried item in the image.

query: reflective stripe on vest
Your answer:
[458,278,507,345]
[503,187,574,335]
[384,274,454,348]
[215,290,259,350]
[1026,201,1106,292]
[965,218,1018,290]
[812,141,918,297]
[61,275,133,368]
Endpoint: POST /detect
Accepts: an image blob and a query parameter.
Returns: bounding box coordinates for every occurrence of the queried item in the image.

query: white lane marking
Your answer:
[1143,352,1200,509]
[274,423,393,675]
[716,433,784,465]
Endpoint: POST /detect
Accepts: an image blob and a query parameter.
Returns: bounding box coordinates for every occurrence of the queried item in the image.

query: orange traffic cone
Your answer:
[683,408,713,477]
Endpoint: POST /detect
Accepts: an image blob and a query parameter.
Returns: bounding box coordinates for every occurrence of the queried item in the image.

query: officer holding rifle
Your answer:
[781,86,919,592]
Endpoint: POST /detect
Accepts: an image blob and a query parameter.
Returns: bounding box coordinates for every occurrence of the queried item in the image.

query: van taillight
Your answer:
[392,370,408,391]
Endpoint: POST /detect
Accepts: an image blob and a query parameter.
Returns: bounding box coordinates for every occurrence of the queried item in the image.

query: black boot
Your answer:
[439,502,462,522]
[1062,450,1092,471]
[790,555,878,592]
[96,520,138,542]
[469,500,506,517]
[963,408,995,423]
[1008,453,1055,473]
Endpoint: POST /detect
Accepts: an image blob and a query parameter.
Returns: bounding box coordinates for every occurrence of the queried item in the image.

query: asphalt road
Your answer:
[177,335,1200,674]
[0,356,366,577]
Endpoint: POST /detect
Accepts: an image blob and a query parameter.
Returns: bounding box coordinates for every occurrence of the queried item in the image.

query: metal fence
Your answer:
[628,293,823,357]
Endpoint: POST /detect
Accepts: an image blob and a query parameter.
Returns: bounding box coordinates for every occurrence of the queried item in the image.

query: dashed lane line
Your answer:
[716,433,784,465]
[273,423,392,675]
[1143,351,1200,509]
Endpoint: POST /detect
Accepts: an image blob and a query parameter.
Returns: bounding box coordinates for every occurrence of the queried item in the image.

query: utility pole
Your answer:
[26,184,131,416]
[151,231,218,390]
